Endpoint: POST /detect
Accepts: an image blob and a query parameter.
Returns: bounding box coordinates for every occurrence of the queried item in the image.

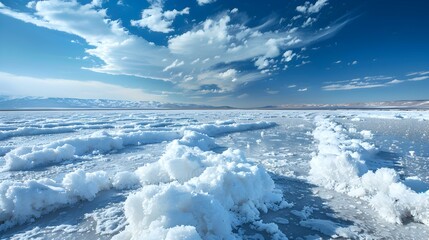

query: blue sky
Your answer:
[0,0,428,107]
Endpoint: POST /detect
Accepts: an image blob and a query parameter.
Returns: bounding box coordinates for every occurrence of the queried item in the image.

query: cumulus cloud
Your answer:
[298,88,308,92]
[0,72,165,101]
[131,1,189,33]
[282,50,296,62]
[296,0,329,14]
[218,69,237,80]
[0,0,346,93]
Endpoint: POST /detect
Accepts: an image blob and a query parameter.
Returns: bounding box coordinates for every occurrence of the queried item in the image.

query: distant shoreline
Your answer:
[1,107,428,111]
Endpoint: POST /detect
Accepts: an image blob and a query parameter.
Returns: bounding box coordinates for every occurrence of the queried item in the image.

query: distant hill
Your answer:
[0,96,233,110]
[262,100,429,110]
[1,96,428,110]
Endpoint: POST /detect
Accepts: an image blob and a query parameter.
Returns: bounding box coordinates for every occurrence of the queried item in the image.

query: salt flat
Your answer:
[0,110,428,239]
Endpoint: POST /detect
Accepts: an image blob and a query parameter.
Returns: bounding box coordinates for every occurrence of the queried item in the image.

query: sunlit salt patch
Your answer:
[309,117,371,192]
[47,224,80,233]
[2,130,181,171]
[112,171,140,190]
[215,119,236,125]
[178,130,219,151]
[114,135,290,239]
[309,117,429,226]
[85,204,127,235]
[348,127,357,133]
[9,226,43,240]
[299,219,360,239]
[359,130,373,139]
[3,121,276,171]
[0,169,111,231]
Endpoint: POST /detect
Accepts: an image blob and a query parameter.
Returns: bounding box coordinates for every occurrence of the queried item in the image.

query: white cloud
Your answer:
[408,76,429,81]
[322,75,406,91]
[0,0,346,93]
[163,59,185,72]
[296,0,328,14]
[266,89,279,95]
[282,50,296,62]
[386,79,403,84]
[230,8,238,14]
[288,84,297,88]
[255,57,270,70]
[0,72,165,101]
[26,1,36,8]
[334,60,341,64]
[363,75,393,81]
[347,60,358,66]
[406,70,429,76]
[197,0,217,6]
[131,1,189,33]
[291,15,302,21]
[298,88,308,92]
[218,69,237,79]
[302,17,316,27]
[190,58,200,64]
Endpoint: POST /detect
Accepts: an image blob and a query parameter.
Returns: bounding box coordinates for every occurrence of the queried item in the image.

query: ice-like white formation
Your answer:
[114,131,290,239]
[183,121,276,137]
[0,127,76,141]
[0,123,116,141]
[3,130,181,171]
[0,169,111,231]
[309,116,429,225]
[299,219,359,239]
[2,121,275,171]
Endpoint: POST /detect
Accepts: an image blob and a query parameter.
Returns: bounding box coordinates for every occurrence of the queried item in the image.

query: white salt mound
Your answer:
[309,116,429,226]
[0,169,111,231]
[114,131,289,239]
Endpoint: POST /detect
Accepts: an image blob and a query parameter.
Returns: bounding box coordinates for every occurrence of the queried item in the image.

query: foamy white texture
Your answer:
[309,116,429,225]
[0,169,111,231]
[3,121,274,171]
[114,132,288,239]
